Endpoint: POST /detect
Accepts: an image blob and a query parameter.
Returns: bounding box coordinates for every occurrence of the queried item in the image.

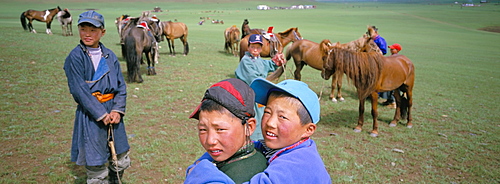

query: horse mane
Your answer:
[327,47,384,98]
[278,27,297,35]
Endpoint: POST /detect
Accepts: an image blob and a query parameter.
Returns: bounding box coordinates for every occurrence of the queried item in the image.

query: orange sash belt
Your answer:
[92,92,115,103]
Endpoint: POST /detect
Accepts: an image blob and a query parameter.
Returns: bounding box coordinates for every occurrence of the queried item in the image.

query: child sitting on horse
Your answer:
[64,10,131,184]
[184,78,332,183]
[235,34,285,140]
[186,78,267,183]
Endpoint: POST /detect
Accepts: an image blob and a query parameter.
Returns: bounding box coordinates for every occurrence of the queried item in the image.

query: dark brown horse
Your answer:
[122,15,162,83]
[239,27,302,60]
[319,41,415,137]
[224,25,241,57]
[240,19,263,39]
[56,8,72,36]
[160,21,189,56]
[20,6,61,34]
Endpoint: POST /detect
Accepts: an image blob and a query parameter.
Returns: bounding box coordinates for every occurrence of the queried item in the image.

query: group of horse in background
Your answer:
[19,7,415,136]
[226,20,414,137]
[115,11,189,83]
[20,6,73,36]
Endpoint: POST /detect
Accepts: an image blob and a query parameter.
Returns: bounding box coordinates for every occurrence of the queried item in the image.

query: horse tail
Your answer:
[20,12,27,30]
[124,35,139,82]
[266,67,284,82]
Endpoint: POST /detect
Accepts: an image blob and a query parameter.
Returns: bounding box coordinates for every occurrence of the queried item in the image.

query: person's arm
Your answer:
[109,53,127,123]
[184,153,236,184]
[64,51,108,121]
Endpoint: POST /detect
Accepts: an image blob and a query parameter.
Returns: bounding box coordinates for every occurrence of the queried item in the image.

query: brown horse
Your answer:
[269,35,379,101]
[319,42,415,137]
[239,27,302,60]
[160,21,189,56]
[20,6,61,34]
[122,15,162,83]
[240,19,264,39]
[224,25,241,57]
[56,8,73,36]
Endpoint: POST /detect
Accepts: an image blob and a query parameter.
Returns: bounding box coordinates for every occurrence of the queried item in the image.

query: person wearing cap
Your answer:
[186,78,267,184]
[380,43,403,108]
[235,34,286,140]
[370,26,388,55]
[185,78,331,184]
[64,10,131,183]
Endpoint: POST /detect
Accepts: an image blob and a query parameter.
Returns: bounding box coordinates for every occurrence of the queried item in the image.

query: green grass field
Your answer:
[1,0,499,183]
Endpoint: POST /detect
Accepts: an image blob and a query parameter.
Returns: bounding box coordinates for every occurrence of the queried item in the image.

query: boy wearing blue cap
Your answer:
[186,78,267,184]
[64,10,131,184]
[185,78,331,184]
[235,34,286,140]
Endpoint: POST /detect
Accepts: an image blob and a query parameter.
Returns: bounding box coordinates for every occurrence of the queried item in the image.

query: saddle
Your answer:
[261,27,279,57]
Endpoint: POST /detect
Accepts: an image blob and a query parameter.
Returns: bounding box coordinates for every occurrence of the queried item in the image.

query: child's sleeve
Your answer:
[111,54,127,115]
[64,52,108,121]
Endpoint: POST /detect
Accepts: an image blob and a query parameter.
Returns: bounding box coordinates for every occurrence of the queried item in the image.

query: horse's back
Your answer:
[288,39,322,70]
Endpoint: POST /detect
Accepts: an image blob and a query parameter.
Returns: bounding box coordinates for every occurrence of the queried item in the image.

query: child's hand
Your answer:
[109,111,121,124]
[272,53,286,66]
[102,113,111,126]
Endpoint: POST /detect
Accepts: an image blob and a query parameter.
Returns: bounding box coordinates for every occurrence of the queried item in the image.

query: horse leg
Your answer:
[69,22,73,36]
[370,92,380,137]
[61,25,66,36]
[335,73,345,102]
[234,41,239,57]
[29,20,36,33]
[406,89,413,128]
[354,95,367,133]
[167,38,174,56]
[46,21,52,35]
[293,61,304,81]
[182,37,189,56]
[390,89,403,127]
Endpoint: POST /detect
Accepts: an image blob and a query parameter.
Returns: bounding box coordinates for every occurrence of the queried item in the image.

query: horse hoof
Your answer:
[389,123,397,127]
[339,97,345,102]
[331,98,338,103]
[370,133,378,137]
[353,129,361,133]
[407,125,413,128]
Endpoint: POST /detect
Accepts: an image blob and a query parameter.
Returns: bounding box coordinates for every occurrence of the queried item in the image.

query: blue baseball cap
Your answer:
[250,78,320,124]
[248,34,263,45]
[78,10,105,28]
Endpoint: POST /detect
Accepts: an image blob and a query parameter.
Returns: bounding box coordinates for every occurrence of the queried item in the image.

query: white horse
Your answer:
[56,8,72,36]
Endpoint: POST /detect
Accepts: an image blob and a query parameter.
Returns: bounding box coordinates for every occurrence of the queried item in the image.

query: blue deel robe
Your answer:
[235,51,279,85]
[184,138,332,184]
[64,42,130,166]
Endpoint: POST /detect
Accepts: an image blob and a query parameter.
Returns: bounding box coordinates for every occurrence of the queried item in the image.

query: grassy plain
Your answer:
[1,0,499,183]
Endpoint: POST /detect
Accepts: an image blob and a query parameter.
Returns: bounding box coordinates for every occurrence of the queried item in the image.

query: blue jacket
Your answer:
[373,35,387,55]
[185,138,331,184]
[64,42,130,166]
[235,52,279,85]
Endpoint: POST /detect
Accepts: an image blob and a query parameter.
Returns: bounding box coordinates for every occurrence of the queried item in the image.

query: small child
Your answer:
[388,43,402,55]
[185,78,331,184]
[64,10,131,183]
[235,34,285,140]
[381,43,403,108]
[187,78,267,184]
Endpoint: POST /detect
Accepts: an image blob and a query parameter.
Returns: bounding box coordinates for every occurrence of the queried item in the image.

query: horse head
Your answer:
[319,39,336,80]
[277,27,302,43]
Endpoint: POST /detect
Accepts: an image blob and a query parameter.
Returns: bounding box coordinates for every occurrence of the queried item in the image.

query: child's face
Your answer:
[390,49,399,55]
[261,95,313,149]
[78,25,105,48]
[197,110,249,162]
[248,43,263,57]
